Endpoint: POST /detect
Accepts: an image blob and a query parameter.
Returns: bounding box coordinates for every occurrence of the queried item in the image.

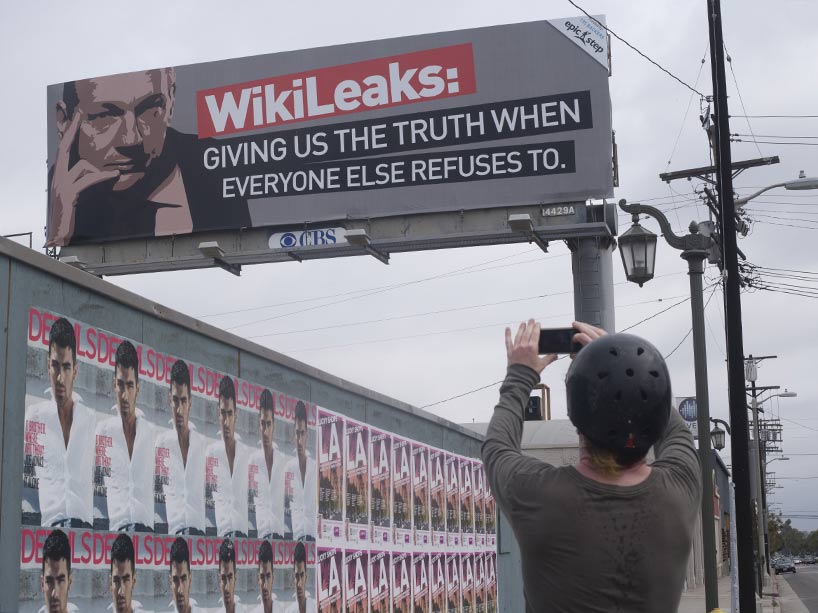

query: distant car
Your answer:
[803,555,816,565]
[775,558,796,574]
[794,557,802,565]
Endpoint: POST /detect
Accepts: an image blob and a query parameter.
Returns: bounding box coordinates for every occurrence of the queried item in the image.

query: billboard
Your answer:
[46,19,612,248]
[20,308,495,611]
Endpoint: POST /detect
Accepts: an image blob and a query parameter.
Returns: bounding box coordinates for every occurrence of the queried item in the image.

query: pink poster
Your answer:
[412,443,430,547]
[392,436,413,547]
[429,448,447,547]
[344,548,369,613]
[318,547,344,613]
[430,552,447,613]
[445,551,461,613]
[392,551,412,613]
[345,419,370,544]
[460,552,475,613]
[370,429,392,546]
[445,454,461,548]
[460,458,474,547]
[369,550,391,613]
[484,481,497,549]
[318,410,344,543]
[413,551,430,613]
[485,552,497,613]
[473,461,486,548]
[474,552,485,613]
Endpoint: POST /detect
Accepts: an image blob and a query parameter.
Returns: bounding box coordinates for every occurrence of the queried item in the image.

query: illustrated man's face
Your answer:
[58,70,176,191]
[260,408,275,453]
[219,560,236,609]
[169,561,191,613]
[170,382,191,434]
[48,344,77,411]
[219,397,236,444]
[114,366,140,419]
[295,418,307,460]
[258,560,274,610]
[295,560,307,607]
[110,559,135,613]
[41,557,72,613]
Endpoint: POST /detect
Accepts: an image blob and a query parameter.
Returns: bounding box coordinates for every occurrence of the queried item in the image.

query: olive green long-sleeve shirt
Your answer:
[482,364,701,613]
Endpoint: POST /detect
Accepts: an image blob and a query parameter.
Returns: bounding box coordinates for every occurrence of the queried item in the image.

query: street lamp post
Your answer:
[618,199,720,611]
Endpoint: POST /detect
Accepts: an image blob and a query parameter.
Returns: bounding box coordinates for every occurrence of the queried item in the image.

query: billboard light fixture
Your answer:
[59,255,87,270]
[198,241,225,259]
[508,213,549,253]
[345,229,371,247]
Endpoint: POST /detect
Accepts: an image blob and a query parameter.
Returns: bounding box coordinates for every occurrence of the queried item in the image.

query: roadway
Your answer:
[781,564,818,612]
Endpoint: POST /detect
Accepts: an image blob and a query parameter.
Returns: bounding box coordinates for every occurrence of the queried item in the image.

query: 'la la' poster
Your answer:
[370,550,391,613]
[392,551,412,613]
[445,551,461,613]
[485,483,497,549]
[485,552,498,613]
[460,458,474,547]
[318,547,344,613]
[370,429,392,546]
[413,551,430,613]
[445,454,461,548]
[474,552,485,613]
[392,436,412,547]
[412,442,430,547]
[431,552,447,613]
[429,448,447,547]
[318,410,344,543]
[344,548,369,613]
[473,461,486,548]
[345,419,370,545]
[461,552,475,613]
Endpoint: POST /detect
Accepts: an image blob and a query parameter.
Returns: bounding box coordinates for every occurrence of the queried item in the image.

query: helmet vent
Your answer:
[597,371,609,380]
[637,347,645,356]
[614,390,622,401]
[626,368,634,377]
[640,388,648,401]
[649,370,660,378]
[609,348,618,356]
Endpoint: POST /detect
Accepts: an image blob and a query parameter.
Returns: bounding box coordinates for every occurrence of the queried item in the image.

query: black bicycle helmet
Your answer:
[566,333,671,464]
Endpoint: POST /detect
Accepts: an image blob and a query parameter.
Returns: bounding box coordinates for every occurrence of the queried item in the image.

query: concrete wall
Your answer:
[0,237,502,612]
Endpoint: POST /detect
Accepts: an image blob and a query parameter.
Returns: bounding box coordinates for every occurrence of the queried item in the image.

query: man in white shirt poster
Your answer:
[206,376,249,538]
[109,533,145,613]
[24,317,95,529]
[248,389,287,540]
[285,401,316,542]
[284,542,315,613]
[155,359,206,536]
[38,529,78,613]
[95,340,155,532]
[251,540,275,613]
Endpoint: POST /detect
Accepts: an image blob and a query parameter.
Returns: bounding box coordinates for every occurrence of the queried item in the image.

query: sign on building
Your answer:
[676,397,698,439]
[46,18,613,251]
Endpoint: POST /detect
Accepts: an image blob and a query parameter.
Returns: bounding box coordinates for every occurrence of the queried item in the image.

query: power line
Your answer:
[564,0,705,97]
[420,380,504,410]
[732,138,818,147]
[730,114,818,119]
[196,247,545,319]
[724,46,763,158]
[732,133,818,139]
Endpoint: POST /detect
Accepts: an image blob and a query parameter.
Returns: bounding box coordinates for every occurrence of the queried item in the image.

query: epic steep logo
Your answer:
[197,44,476,137]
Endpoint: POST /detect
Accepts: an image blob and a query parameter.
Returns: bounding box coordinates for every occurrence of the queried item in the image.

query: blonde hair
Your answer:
[585,440,624,478]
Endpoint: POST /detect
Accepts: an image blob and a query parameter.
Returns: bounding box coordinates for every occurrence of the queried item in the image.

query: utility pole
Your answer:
[706,1,756,609]
[744,355,778,596]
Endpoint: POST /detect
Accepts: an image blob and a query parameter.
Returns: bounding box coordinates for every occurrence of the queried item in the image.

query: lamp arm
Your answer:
[734,182,787,207]
[618,199,687,250]
[710,417,732,435]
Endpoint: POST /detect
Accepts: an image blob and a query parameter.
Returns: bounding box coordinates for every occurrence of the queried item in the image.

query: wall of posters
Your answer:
[20,307,496,612]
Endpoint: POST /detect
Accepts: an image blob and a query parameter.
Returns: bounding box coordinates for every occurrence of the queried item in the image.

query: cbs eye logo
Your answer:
[280,233,298,248]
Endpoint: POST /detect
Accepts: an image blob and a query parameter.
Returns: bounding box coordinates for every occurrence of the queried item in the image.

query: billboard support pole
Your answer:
[568,236,616,332]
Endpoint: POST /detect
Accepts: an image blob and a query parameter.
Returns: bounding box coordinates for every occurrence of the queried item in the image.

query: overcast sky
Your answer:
[2,0,817,531]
